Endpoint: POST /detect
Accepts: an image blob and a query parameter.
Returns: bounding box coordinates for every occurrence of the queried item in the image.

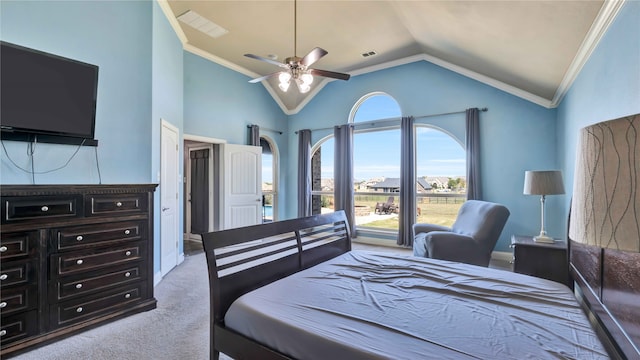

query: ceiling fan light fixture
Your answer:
[278,80,290,92]
[300,72,313,85]
[296,78,311,93]
[279,72,292,83]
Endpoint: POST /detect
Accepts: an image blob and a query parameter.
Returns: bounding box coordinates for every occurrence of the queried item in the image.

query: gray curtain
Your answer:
[466,108,482,200]
[297,129,312,217]
[248,125,260,146]
[397,116,416,247]
[190,149,209,234]
[334,125,355,236]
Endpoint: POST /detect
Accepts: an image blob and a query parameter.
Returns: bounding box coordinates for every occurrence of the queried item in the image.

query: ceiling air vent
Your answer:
[177,10,228,39]
[361,51,377,58]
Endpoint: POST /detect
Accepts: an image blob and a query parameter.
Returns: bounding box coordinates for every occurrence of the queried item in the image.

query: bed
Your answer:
[201,210,638,360]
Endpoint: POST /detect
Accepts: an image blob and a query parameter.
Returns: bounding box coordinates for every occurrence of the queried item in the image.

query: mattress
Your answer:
[224,251,608,360]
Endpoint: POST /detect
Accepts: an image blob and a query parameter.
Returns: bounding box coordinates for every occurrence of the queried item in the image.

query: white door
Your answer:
[160,120,179,276]
[221,144,262,229]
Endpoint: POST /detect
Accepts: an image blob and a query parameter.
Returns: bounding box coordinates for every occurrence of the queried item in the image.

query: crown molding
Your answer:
[158,0,622,114]
[157,0,187,44]
[183,44,259,79]
[351,54,553,108]
[550,0,626,107]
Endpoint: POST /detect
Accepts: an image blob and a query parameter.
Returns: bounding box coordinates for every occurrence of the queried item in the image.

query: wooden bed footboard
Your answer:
[201,211,352,360]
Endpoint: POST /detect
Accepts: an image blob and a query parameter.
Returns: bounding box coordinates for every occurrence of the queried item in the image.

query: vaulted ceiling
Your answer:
[160,0,623,114]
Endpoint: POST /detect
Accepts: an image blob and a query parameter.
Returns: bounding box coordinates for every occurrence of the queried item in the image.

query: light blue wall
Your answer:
[0,0,189,276]
[0,0,153,184]
[287,61,559,251]
[557,1,640,230]
[183,52,290,220]
[151,1,184,272]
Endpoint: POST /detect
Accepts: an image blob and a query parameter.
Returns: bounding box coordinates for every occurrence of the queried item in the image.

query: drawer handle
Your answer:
[76,235,84,241]
[0,330,6,337]
[76,259,84,265]
[76,307,83,313]
[76,283,83,289]
[125,293,131,299]
[124,229,131,235]
[124,272,131,278]
[0,302,6,308]
[116,201,123,207]
[0,274,7,281]
[41,205,49,212]
[125,251,132,256]
[0,246,7,253]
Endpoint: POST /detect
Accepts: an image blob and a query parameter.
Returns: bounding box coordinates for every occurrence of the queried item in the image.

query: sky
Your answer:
[262,94,466,183]
[319,94,466,181]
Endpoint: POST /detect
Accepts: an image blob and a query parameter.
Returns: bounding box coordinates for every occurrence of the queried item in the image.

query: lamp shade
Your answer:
[569,115,640,252]
[523,170,565,195]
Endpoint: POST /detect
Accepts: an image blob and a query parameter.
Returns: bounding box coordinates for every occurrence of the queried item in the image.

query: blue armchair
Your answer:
[413,200,510,267]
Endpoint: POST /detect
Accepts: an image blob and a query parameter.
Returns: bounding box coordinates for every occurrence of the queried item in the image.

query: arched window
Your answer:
[260,136,278,222]
[311,92,466,240]
[350,93,402,232]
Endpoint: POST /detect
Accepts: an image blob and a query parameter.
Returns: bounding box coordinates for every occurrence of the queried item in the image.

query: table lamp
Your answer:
[523,170,565,243]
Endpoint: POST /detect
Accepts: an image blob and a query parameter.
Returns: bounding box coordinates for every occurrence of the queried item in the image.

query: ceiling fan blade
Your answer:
[248,72,280,83]
[300,47,328,67]
[244,53,288,68]
[310,68,351,81]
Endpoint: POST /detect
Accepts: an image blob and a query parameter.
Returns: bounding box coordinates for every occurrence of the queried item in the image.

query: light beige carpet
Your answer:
[11,252,231,360]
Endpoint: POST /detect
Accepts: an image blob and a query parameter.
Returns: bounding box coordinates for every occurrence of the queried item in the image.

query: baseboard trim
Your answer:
[491,251,513,262]
[153,271,163,287]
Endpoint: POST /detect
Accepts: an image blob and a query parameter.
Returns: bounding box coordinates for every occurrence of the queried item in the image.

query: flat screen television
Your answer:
[1,41,99,145]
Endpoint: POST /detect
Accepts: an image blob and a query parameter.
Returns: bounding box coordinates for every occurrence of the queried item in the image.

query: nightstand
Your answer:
[510,235,570,288]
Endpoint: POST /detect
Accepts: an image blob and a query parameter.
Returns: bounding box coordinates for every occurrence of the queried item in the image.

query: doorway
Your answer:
[184,141,214,241]
[183,135,225,254]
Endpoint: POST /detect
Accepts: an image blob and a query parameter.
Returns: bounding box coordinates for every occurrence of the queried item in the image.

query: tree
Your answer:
[447,178,458,189]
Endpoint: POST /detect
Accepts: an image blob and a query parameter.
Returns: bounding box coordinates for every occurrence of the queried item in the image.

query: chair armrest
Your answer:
[413,223,451,236]
[425,232,484,266]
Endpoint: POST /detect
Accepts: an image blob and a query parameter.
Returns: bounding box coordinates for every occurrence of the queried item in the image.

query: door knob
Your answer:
[162,207,170,212]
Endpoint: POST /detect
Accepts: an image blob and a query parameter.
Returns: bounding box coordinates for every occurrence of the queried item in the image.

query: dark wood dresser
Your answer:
[0,184,157,357]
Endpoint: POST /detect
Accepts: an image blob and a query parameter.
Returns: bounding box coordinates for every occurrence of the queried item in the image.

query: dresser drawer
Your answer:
[0,284,38,316]
[0,259,37,288]
[2,195,81,223]
[0,231,38,261]
[51,243,145,277]
[52,221,145,251]
[50,282,146,328]
[52,264,144,302]
[85,193,148,216]
[0,310,38,346]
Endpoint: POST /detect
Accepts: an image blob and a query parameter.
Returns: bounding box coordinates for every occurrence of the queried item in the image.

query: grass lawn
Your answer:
[355,196,463,230]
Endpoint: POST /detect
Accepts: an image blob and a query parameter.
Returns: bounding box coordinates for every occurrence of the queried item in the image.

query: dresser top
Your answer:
[1,184,158,196]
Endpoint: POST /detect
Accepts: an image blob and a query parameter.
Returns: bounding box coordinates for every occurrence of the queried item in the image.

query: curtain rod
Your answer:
[248,125,283,135]
[295,107,488,134]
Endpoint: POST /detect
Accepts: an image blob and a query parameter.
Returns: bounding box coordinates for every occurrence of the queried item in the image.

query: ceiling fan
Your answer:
[244,0,350,93]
